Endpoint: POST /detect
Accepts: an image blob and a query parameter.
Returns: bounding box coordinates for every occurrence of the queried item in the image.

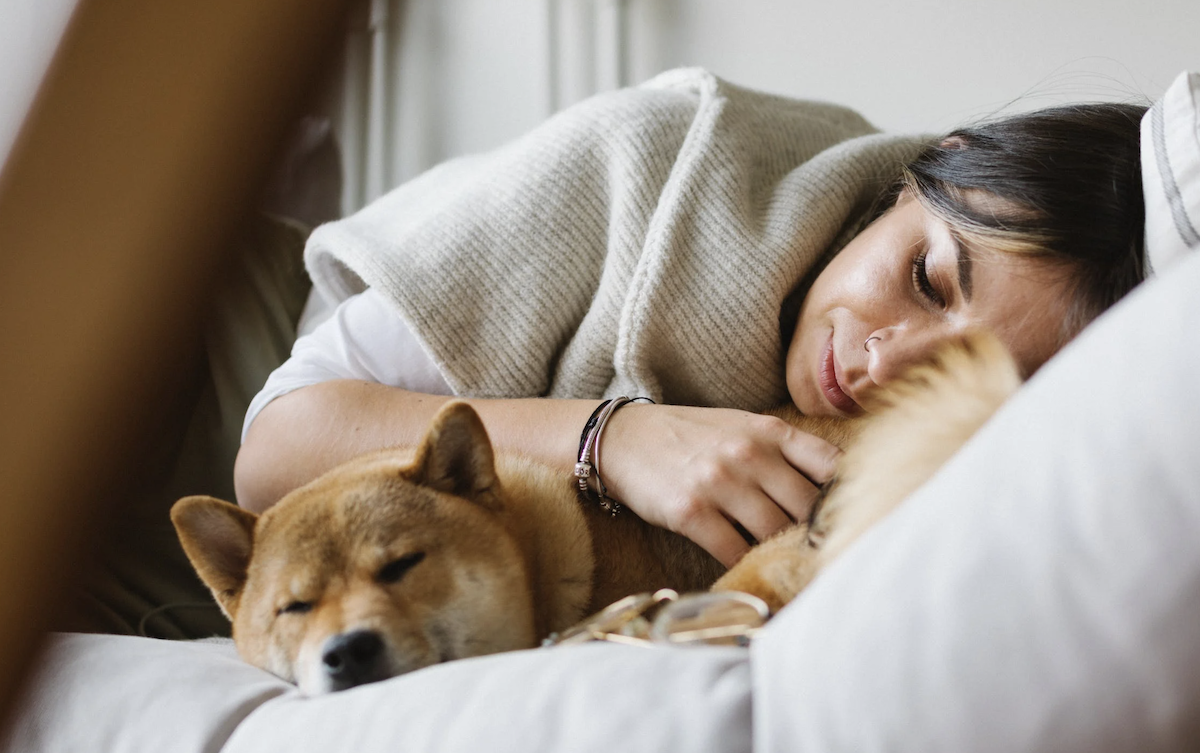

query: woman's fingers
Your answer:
[676,506,754,568]
[703,413,835,525]
[776,421,841,486]
[665,447,817,564]
[756,461,824,523]
[720,489,795,544]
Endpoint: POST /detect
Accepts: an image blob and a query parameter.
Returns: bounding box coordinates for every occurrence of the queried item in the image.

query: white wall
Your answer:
[336,0,556,210]
[0,0,78,173]
[359,0,1198,201]
[3,0,1197,210]
[629,0,1198,133]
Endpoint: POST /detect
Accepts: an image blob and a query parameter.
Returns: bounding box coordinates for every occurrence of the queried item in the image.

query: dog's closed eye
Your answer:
[279,600,313,616]
[377,552,426,584]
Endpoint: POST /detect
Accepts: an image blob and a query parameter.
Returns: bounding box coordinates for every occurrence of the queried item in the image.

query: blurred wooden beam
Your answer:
[0,0,353,727]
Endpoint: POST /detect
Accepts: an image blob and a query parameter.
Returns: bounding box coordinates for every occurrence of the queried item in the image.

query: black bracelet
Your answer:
[577,399,613,459]
[574,396,654,515]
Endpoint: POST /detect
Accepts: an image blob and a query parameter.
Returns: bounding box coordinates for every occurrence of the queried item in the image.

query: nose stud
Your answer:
[864,336,881,352]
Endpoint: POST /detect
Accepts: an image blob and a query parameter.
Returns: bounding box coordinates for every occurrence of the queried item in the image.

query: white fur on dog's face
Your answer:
[233,458,537,695]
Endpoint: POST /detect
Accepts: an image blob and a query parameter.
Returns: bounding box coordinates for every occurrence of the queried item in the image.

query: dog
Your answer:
[172,330,1019,693]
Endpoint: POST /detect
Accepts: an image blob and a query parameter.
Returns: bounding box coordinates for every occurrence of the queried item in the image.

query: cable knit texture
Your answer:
[305,68,928,411]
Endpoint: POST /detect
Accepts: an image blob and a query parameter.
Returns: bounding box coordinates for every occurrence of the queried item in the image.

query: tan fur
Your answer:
[172,331,1019,692]
[172,403,724,694]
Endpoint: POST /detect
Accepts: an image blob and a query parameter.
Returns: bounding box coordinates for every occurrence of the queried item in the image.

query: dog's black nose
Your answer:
[322,630,386,691]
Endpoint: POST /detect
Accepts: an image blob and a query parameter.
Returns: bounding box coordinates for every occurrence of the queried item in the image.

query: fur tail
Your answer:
[815,330,1021,566]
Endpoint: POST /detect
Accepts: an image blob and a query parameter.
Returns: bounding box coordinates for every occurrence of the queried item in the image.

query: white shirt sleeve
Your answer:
[241,288,453,443]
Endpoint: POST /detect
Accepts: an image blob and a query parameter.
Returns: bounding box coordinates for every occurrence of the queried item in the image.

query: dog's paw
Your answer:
[711,524,820,613]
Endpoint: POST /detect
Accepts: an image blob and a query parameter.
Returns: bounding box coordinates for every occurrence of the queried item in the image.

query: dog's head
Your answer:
[171,402,536,694]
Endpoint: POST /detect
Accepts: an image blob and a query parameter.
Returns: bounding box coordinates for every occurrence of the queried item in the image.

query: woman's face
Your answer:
[786,191,1074,417]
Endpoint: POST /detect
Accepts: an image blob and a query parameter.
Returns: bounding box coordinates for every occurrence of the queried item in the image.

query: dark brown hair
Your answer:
[902,102,1148,341]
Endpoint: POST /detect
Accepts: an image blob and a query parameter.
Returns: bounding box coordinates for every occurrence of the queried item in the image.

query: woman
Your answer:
[236,72,1146,569]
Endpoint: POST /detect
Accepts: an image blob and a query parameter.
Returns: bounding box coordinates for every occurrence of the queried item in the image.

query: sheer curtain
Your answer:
[331,0,634,216]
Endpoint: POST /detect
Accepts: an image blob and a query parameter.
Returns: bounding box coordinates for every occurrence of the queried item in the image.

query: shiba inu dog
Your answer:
[172,331,1019,694]
[171,406,725,693]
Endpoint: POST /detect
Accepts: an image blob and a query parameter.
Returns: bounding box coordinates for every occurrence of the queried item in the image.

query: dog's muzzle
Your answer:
[321,629,389,691]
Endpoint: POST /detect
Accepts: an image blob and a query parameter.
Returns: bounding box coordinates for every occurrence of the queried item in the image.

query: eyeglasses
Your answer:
[542,589,770,649]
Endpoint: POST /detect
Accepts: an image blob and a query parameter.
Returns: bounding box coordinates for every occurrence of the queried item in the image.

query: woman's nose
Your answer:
[865,327,946,385]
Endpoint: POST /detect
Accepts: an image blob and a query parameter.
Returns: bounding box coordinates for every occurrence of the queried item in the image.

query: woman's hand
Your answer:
[598,404,841,567]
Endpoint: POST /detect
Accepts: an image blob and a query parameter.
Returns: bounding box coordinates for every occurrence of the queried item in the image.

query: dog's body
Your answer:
[173,406,727,693]
[173,331,1020,694]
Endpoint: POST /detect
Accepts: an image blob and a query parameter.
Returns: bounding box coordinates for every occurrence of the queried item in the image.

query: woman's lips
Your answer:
[819,335,862,415]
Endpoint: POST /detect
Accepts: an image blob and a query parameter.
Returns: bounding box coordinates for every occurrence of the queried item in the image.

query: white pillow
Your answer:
[1142,70,1199,274]
[752,230,1200,750]
[5,633,751,753]
[222,645,750,753]
[2,634,290,752]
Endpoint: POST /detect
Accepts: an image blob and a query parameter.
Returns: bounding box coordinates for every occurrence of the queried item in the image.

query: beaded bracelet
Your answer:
[574,396,654,515]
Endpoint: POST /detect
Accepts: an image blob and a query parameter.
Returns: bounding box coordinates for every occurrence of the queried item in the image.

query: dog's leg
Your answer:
[711,524,821,614]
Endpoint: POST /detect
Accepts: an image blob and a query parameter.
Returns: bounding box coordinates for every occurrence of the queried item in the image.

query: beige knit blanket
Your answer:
[306,68,927,411]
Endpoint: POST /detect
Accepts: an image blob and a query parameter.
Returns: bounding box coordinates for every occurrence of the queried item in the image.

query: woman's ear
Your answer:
[939,135,969,150]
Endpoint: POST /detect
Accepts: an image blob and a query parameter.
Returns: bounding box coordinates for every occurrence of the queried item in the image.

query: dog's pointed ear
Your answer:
[409,401,501,510]
[170,496,258,620]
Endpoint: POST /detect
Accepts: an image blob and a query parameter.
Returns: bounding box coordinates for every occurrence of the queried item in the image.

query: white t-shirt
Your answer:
[241,288,452,443]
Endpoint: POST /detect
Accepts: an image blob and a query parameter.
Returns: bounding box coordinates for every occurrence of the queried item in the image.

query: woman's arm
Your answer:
[235,381,840,567]
[234,381,591,513]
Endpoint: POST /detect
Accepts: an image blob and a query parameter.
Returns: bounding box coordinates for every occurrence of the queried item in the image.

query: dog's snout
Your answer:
[322,630,387,691]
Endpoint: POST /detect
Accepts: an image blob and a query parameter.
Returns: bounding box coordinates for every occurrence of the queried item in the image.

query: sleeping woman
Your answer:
[234,70,1147,568]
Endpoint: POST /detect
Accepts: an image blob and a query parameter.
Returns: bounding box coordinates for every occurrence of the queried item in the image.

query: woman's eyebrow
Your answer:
[952,230,974,302]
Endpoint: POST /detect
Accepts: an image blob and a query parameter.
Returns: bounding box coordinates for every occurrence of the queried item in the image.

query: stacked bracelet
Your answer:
[574,396,654,515]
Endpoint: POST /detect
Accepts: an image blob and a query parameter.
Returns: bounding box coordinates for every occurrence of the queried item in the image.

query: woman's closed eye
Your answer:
[911,248,946,308]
